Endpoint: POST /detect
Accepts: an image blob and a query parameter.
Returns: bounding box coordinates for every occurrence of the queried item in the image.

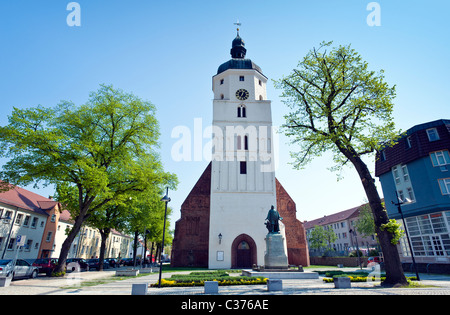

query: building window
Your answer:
[380,150,386,161]
[4,210,12,220]
[239,76,244,81]
[431,151,450,167]
[25,240,32,251]
[31,217,38,228]
[438,178,450,195]
[240,161,247,174]
[23,215,30,227]
[403,212,450,257]
[237,105,246,118]
[406,136,412,149]
[220,79,224,85]
[220,94,224,100]
[51,214,56,222]
[402,165,410,182]
[237,135,248,150]
[15,214,23,225]
[46,231,53,242]
[259,79,262,86]
[393,166,401,184]
[407,187,416,202]
[426,128,440,142]
[392,164,415,202]
[7,238,15,250]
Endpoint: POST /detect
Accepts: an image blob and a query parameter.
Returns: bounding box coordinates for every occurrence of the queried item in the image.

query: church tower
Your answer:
[208,27,279,269]
[170,26,310,269]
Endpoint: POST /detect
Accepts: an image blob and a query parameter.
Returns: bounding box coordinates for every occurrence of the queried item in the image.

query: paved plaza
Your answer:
[2,267,450,296]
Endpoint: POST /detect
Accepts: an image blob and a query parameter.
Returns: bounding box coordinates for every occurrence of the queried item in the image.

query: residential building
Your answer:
[0,183,60,260]
[56,209,133,260]
[304,204,378,256]
[0,182,133,261]
[375,119,450,266]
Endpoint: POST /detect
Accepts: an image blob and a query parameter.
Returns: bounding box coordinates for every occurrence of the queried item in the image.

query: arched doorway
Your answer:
[231,234,257,269]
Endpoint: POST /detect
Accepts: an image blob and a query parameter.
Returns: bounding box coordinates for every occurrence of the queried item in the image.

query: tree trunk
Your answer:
[98,228,110,272]
[54,212,86,274]
[349,154,408,286]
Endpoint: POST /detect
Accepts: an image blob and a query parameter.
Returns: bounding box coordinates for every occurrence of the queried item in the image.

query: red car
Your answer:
[367,256,381,264]
[33,258,59,276]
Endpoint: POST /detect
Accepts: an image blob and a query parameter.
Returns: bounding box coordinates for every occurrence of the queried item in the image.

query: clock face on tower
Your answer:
[235,89,249,101]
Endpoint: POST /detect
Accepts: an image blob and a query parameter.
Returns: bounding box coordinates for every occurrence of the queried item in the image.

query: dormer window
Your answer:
[426,128,440,142]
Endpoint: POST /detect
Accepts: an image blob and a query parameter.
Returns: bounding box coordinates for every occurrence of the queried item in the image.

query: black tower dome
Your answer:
[230,32,246,59]
[217,30,263,75]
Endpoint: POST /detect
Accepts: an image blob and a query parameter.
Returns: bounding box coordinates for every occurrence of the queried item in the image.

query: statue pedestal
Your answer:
[264,233,288,269]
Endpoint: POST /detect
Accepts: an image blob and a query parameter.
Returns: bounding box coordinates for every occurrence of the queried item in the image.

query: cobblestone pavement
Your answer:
[2,267,450,295]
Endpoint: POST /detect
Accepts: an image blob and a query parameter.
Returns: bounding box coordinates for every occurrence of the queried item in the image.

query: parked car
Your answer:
[33,258,59,276]
[86,258,110,271]
[0,259,38,280]
[66,258,89,272]
[105,258,118,268]
[119,258,134,266]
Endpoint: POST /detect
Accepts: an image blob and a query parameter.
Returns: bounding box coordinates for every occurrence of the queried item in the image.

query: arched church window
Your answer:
[237,135,248,150]
[238,241,249,250]
[237,105,246,118]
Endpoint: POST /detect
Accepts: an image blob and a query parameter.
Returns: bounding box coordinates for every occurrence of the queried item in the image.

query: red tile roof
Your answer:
[0,182,58,216]
[303,206,360,230]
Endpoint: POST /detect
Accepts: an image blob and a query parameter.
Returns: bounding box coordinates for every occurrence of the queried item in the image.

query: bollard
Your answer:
[267,279,283,291]
[204,281,219,294]
[132,283,148,295]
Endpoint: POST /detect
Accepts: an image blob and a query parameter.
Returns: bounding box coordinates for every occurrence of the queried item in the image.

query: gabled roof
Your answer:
[0,182,58,216]
[303,206,361,230]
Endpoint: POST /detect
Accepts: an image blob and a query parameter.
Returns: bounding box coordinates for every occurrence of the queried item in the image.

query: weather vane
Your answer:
[234,19,241,34]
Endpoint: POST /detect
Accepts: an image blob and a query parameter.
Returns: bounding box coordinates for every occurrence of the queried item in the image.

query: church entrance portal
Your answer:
[231,234,257,269]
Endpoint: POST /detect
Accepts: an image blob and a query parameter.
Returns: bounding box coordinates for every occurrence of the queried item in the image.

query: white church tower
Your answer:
[208,26,281,269]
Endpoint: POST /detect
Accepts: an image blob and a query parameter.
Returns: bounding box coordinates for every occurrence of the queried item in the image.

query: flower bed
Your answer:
[151,271,267,287]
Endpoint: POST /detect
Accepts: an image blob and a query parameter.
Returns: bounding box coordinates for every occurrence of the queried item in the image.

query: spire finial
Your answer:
[234,19,241,35]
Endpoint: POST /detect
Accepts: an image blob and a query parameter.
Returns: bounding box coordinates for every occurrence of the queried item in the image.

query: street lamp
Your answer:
[349,229,362,270]
[158,187,171,288]
[392,191,420,281]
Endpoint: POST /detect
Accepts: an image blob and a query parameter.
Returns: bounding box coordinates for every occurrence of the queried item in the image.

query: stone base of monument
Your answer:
[264,233,288,269]
[242,233,319,280]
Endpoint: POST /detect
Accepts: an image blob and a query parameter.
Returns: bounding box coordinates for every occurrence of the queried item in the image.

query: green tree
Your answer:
[0,84,177,274]
[355,203,376,238]
[308,225,337,252]
[274,42,407,286]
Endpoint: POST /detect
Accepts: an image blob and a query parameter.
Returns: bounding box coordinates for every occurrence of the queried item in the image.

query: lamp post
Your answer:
[392,191,420,281]
[349,229,362,270]
[158,187,171,288]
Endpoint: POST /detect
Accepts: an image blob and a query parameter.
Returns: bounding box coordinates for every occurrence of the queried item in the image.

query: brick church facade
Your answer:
[171,162,310,268]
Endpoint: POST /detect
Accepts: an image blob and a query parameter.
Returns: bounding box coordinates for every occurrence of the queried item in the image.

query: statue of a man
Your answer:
[265,205,283,234]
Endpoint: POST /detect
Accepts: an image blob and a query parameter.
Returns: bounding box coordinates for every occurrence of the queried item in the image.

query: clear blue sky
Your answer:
[0,1,448,229]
